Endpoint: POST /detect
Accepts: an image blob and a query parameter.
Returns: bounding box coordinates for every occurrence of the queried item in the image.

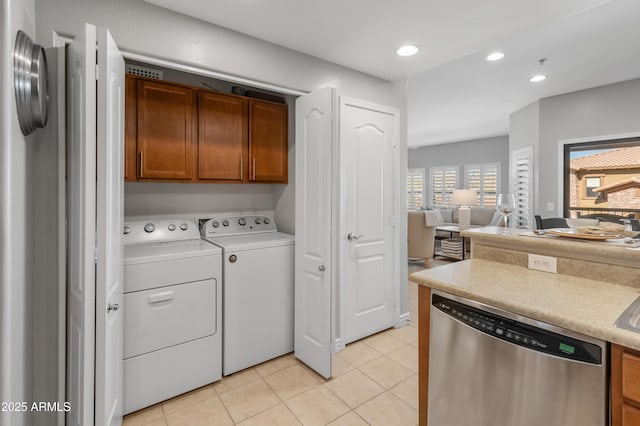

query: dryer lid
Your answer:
[124,239,221,265]
[205,232,294,251]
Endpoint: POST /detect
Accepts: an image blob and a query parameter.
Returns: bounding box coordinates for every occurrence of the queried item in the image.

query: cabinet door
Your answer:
[137,80,194,180]
[124,75,137,181]
[249,100,288,183]
[612,344,640,426]
[623,404,640,426]
[198,91,247,181]
[622,352,640,402]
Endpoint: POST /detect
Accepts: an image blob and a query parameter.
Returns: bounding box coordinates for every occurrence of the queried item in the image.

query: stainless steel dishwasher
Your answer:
[428,290,607,426]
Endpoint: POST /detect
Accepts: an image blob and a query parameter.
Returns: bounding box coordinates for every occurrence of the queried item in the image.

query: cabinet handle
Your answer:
[139,151,144,178]
[240,158,243,180]
[148,291,174,304]
[252,157,256,180]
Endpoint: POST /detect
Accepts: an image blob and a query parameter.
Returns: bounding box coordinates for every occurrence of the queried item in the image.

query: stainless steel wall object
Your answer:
[14,30,49,136]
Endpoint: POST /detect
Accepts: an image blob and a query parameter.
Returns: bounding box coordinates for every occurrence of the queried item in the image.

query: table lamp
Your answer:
[452,189,478,230]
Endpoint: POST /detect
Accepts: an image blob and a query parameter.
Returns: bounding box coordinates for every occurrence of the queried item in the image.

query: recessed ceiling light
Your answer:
[529,74,547,83]
[396,45,419,57]
[486,52,505,61]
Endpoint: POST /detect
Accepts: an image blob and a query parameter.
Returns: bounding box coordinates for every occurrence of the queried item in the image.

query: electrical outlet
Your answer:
[528,254,557,273]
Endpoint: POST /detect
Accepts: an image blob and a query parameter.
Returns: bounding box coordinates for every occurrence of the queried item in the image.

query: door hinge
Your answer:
[94,243,98,263]
[95,64,99,81]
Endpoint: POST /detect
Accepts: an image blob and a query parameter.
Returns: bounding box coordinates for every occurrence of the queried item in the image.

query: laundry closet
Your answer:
[120,60,297,415]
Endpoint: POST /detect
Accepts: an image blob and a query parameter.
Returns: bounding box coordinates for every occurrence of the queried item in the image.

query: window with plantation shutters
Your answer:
[430,166,458,207]
[464,163,500,207]
[407,168,425,209]
[511,147,533,229]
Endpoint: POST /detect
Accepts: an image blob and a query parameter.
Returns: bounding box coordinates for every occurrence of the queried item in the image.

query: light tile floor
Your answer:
[123,260,449,426]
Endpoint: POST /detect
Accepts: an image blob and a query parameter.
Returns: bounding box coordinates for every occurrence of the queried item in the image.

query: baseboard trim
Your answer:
[334,338,345,353]
[396,312,410,328]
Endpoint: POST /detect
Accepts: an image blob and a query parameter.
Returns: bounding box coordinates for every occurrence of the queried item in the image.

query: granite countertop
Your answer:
[410,259,640,351]
[461,226,640,268]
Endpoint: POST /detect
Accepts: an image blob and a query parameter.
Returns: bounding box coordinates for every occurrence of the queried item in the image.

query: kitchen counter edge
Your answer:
[410,259,640,351]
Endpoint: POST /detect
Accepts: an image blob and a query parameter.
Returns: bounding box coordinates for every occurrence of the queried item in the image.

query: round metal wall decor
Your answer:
[14,30,49,136]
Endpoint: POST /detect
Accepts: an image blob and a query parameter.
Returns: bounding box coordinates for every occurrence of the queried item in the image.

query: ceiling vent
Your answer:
[126,64,163,80]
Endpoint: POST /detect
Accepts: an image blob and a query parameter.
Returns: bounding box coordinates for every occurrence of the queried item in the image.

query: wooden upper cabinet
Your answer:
[198,92,248,181]
[124,76,137,181]
[136,79,195,180]
[249,100,288,183]
[124,75,288,183]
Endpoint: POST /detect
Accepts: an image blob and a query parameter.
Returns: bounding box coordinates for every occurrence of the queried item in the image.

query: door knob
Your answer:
[346,232,363,241]
[107,303,119,313]
[318,265,326,272]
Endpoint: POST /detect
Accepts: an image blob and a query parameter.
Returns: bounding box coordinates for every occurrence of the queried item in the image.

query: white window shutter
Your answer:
[407,168,425,209]
[430,166,458,207]
[511,147,533,229]
[464,163,500,207]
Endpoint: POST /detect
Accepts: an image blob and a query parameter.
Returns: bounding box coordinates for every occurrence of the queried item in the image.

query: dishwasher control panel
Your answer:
[432,294,603,365]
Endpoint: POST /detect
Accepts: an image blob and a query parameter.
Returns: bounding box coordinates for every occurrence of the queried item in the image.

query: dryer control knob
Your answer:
[168,224,176,231]
[255,218,261,224]
[144,223,155,233]
[238,217,247,226]
[264,218,271,224]
[180,223,188,231]
[212,221,220,228]
[123,225,130,235]
[223,220,229,227]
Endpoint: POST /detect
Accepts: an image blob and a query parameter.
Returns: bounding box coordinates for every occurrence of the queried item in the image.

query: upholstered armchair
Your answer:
[407,210,439,268]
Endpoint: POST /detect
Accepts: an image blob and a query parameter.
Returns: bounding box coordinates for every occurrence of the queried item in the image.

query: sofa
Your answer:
[408,208,502,267]
[407,211,436,268]
[437,206,502,228]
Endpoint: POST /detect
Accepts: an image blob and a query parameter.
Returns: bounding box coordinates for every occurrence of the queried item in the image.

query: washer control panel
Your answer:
[200,215,276,238]
[123,219,200,245]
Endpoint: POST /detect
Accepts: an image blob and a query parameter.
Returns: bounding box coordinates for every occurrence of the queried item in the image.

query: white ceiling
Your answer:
[408,0,640,146]
[144,0,640,147]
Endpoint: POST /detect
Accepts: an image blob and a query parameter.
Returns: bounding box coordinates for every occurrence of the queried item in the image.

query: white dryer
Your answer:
[123,219,222,414]
[200,215,294,376]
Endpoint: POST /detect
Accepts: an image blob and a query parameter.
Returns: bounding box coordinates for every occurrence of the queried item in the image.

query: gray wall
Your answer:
[509,101,540,213]
[124,182,279,216]
[510,78,640,217]
[408,135,510,203]
[1,0,36,425]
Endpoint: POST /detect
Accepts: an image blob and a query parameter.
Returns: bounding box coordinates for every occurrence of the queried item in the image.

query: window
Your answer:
[407,168,425,209]
[464,163,500,207]
[563,137,640,217]
[584,176,602,198]
[430,166,458,207]
[511,147,533,229]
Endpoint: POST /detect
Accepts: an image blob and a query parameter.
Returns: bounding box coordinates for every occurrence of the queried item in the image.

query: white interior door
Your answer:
[294,87,335,378]
[95,28,125,426]
[340,97,399,344]
[67,23,124,426]
[66,23,97,426]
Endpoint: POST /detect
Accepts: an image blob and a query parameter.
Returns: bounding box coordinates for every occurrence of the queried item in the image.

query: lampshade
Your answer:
[452,189,478,206]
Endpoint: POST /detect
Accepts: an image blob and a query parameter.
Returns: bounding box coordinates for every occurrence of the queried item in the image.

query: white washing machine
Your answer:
[200,215,294,376]
[123,219,222,414]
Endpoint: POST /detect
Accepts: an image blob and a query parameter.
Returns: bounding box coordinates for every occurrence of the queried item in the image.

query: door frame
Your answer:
[337,96,402,346]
